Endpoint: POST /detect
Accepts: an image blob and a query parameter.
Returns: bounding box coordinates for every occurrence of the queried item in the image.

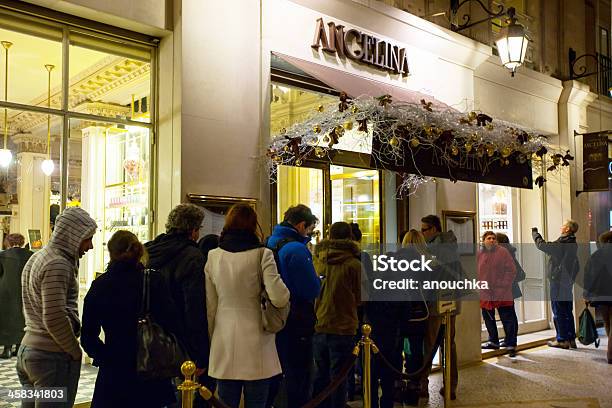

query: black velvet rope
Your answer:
[374,325,445,381]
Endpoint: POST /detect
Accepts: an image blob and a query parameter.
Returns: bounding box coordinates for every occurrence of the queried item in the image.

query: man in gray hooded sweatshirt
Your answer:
[17,207,97,407]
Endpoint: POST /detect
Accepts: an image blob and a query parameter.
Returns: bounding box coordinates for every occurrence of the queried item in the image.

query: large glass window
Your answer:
[0,6,156,289]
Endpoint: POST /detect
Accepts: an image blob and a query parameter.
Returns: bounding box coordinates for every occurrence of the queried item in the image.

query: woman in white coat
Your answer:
[205,204,290,408]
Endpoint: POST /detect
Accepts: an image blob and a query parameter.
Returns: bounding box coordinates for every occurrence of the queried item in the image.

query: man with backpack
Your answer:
[266,204,321,408]
[532,220,579,349]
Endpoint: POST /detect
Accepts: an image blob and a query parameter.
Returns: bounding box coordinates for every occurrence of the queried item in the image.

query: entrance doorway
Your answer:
[275,163,382,247]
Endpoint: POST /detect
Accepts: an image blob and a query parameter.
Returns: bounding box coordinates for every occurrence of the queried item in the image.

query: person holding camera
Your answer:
[532,221,579,349]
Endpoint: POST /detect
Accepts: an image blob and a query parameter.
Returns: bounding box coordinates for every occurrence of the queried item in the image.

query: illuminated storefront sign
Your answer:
[311,18,410,75]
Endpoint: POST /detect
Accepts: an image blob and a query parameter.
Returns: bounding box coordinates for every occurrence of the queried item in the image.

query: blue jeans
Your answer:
[312,333,355,408]
[15,345,81,408]
[217,378,270,408]
[550,282,576,341]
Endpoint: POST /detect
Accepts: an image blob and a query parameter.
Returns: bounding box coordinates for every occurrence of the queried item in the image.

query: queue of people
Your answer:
[3,203,610,408]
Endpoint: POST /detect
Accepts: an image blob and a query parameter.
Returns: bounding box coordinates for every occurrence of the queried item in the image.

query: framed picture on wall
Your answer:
[441,210,477,256]
[187,194,257,237]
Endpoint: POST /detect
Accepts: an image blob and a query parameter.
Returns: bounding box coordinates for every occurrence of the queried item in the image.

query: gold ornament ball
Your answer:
[486,123,494,131]
[468,111,477,121]
[351,105,359,114]
[334,126,345,136]
[465,143,473,153]
[272,155,282,164]
[505,159,510,165]
[389,136,400,148]
[424,126,434,137]
[280,128,287,134]
[314,147,326,158]
[295,158,303,166]
[313,125,322,134]
[343,121,353,131]
[317,105,324,113]
[477,146,485,157]
[501,147,512,158]
[322,135,331,144]
[410,138,420,148]
[487,146,495,157]
[283,145,290,152]
[451,146,459,156]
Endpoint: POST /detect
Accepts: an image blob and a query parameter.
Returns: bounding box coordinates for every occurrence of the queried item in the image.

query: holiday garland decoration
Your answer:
[266,92,573,196]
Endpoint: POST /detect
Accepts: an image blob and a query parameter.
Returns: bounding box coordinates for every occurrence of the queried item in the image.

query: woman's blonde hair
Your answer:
[107,230,145,263]
[402,229,429,255]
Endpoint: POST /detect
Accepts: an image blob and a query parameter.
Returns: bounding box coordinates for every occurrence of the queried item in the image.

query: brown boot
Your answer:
[547,340,570,349]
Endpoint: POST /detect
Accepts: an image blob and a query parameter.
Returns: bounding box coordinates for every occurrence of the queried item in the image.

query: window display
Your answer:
[478,184,513,242]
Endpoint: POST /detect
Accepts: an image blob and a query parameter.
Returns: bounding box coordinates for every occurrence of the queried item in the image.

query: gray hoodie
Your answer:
[21,207,97,359]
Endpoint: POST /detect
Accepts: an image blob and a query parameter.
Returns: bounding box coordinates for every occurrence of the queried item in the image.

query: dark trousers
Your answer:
[481,305,519,347]
[550,282,576,342]
[370,328,402,408]
[419,316,457,393]
[217,378,270,408]
[313,333,355,408]
[269,329,313,408]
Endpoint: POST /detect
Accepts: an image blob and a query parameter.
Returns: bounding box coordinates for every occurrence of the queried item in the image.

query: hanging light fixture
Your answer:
[41,63,54,176]
[495,7,529,77]
[0,41,13,168]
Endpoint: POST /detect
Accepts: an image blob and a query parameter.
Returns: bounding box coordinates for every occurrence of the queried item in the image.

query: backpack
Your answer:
[578,307,600,347]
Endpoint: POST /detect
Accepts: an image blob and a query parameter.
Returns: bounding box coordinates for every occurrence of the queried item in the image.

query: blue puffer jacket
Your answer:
[267,224,321,302]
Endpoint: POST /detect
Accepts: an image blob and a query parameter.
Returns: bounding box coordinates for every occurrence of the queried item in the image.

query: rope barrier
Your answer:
[299,347,360,408]
[177,322,450,408]
[373,324,445,381]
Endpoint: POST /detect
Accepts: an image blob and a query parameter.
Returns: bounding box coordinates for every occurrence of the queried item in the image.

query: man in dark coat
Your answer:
[532,220,579,349]
[583,231,612,364]
[145,204,209,375]
[420,215,462,400]
[0,233,33,358]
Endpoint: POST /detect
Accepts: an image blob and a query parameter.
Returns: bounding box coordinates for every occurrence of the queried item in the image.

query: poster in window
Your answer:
[28,229,43,251]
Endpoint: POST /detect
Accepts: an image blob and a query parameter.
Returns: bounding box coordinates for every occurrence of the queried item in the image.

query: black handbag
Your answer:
[136,269,189,380]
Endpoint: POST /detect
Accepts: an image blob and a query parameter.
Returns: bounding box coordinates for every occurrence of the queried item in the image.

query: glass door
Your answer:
[276,164,326,244]
[330,165,381,253]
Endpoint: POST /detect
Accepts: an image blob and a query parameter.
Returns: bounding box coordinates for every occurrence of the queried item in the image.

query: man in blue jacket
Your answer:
[267,204,321,408]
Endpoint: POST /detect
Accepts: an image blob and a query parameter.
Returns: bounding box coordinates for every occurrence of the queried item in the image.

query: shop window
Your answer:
[0,10,63,109]
[478,183,513,242]
[69,118,152,282]
[0,5,157,289]
[0,108,62,248]
[69,31,152,123]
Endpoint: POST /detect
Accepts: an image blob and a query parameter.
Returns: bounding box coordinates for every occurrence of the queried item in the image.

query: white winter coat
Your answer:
[205,247,289,380]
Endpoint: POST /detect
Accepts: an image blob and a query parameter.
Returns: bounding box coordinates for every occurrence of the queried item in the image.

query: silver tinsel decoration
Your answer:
[266,95,571,196]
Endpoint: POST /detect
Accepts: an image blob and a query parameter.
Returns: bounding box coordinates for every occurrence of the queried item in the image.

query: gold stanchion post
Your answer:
[443,311,452,407]
[178,361,200,408]
[361,324,373,408]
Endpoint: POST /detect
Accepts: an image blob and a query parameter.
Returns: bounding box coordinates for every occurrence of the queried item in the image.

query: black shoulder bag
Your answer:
[136,269,189,380]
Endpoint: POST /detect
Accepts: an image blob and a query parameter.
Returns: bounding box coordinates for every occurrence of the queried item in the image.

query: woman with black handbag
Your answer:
[205,204,289,408]
[81,230,185,408]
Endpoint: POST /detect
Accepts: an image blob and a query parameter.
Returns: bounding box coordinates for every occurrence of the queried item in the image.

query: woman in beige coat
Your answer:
[205,204,290,408]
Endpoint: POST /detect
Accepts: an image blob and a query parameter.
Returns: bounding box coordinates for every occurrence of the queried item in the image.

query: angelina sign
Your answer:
[311,18,410,75]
